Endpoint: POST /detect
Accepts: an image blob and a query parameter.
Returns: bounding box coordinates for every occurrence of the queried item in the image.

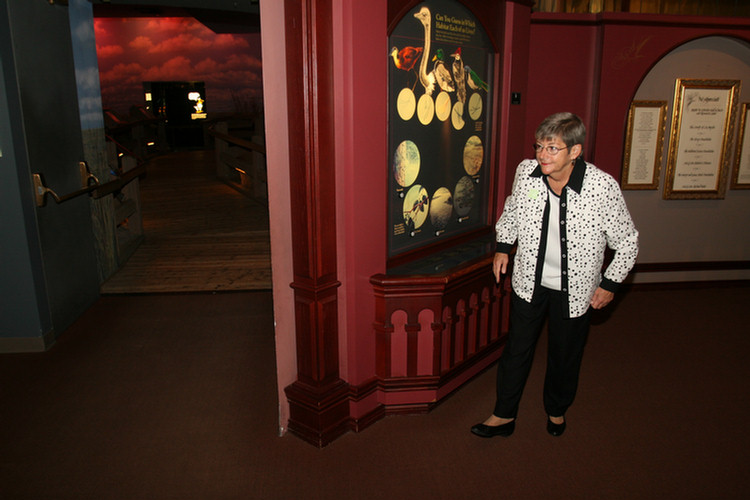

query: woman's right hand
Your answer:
[493,253,509,283]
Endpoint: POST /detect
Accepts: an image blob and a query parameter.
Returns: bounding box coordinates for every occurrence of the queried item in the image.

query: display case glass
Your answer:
[388,0,495,259]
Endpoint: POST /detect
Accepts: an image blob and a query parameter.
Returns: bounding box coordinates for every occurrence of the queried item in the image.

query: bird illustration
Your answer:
[413,6,436,96]
[390,46,422,72]
[405,194,429,216]
[431,49,455,93]
[391,45,423,89]
[464,65,488,92]
[450,47,466,104]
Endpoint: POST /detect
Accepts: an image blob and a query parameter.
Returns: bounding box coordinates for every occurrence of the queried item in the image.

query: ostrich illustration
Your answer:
[413,6,436,96]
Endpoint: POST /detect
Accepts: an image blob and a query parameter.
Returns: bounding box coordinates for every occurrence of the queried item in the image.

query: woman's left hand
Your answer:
[590,287,614,309]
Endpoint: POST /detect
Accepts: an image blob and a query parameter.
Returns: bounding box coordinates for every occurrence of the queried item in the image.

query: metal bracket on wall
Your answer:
[33,161,100,207]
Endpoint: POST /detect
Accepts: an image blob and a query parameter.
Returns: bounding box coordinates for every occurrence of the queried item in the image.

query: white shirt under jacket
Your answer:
[495,158,639,318]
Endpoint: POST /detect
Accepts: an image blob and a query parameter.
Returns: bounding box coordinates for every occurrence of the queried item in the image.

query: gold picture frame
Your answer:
[622,100,667,190]
[664,78,741,200]
[731,102,750,189]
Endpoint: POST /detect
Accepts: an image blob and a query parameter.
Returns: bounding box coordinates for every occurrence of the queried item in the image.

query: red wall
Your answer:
[526,18,601,161]
[526,13,750,179]
[336,0,388,392]
[497,1,532,212]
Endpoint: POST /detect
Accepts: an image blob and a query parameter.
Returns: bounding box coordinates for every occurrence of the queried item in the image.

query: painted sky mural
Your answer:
[94,17,263,116]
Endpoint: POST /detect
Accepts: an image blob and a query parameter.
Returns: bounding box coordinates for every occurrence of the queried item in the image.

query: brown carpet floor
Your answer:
[1,284,748,499]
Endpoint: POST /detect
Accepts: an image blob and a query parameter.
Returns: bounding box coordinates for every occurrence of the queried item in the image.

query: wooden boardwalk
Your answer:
[100,149,271,294]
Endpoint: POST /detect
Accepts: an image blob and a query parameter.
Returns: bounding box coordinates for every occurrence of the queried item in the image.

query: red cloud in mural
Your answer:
[96,17,262,114]
[97,44,124,58]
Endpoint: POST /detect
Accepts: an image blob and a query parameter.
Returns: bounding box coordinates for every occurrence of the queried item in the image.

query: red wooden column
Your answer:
[282,0,350,447]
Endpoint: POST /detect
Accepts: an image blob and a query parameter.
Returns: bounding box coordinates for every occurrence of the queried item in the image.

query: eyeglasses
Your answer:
[533,144,568,156]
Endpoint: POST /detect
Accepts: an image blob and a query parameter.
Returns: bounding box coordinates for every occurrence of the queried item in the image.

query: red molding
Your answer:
[284,380,350,447]
[349,405,387,433]
[370,253,510,413]
[283,0,349,448]
[347,332,505,422]
[531,12,750,29]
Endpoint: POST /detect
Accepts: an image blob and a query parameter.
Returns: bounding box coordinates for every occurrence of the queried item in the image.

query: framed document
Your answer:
[664,78,740,200]
[622,101,667,190]
[731,102,750,189]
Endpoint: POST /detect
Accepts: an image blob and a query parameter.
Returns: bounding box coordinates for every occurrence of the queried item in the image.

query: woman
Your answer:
[471,112,639,438]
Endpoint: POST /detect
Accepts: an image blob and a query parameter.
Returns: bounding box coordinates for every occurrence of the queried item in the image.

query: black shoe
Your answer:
[547,416,566,437]
[470,419,515,438]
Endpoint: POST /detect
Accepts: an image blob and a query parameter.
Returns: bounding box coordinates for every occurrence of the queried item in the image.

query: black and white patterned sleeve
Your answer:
[495,161,527,253]
[601,177,639,288]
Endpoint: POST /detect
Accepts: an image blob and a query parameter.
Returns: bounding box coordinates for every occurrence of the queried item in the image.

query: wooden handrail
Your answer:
[92,163,147,199]
[33,161,146,207]
[104,133,144,165]
[208,125,266,155]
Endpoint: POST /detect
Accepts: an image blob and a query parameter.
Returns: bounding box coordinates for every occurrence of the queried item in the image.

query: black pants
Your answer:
[494,287,590,419]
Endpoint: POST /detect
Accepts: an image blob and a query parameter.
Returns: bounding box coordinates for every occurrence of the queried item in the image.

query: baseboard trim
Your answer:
[348,404,386,433]
[0,329,56,353]
[632,260,750,273]
[624,279,750,291]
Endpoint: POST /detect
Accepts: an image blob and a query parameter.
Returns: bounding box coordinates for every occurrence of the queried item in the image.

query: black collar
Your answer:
[530,156,586,194]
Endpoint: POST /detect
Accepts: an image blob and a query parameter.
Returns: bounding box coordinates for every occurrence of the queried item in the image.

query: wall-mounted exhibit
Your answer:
[388,1,494,259]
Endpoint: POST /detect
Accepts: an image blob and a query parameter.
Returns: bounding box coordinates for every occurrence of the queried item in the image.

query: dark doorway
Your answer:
[144,81,206,149]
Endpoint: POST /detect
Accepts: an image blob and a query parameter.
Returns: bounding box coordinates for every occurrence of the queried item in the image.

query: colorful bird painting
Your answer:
[450,47,466,105]
[431,49,455,93]
[390,46,423,72]
[464,65,489,92]
[391,46,423,89]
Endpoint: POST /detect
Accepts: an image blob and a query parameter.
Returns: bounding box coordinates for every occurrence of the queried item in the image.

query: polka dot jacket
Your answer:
[496,158,639,318]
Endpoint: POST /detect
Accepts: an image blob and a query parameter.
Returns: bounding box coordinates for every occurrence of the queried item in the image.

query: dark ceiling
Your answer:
[91,3,260,34]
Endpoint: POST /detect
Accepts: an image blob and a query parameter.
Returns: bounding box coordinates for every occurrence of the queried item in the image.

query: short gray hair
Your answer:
[535,112,586,148]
